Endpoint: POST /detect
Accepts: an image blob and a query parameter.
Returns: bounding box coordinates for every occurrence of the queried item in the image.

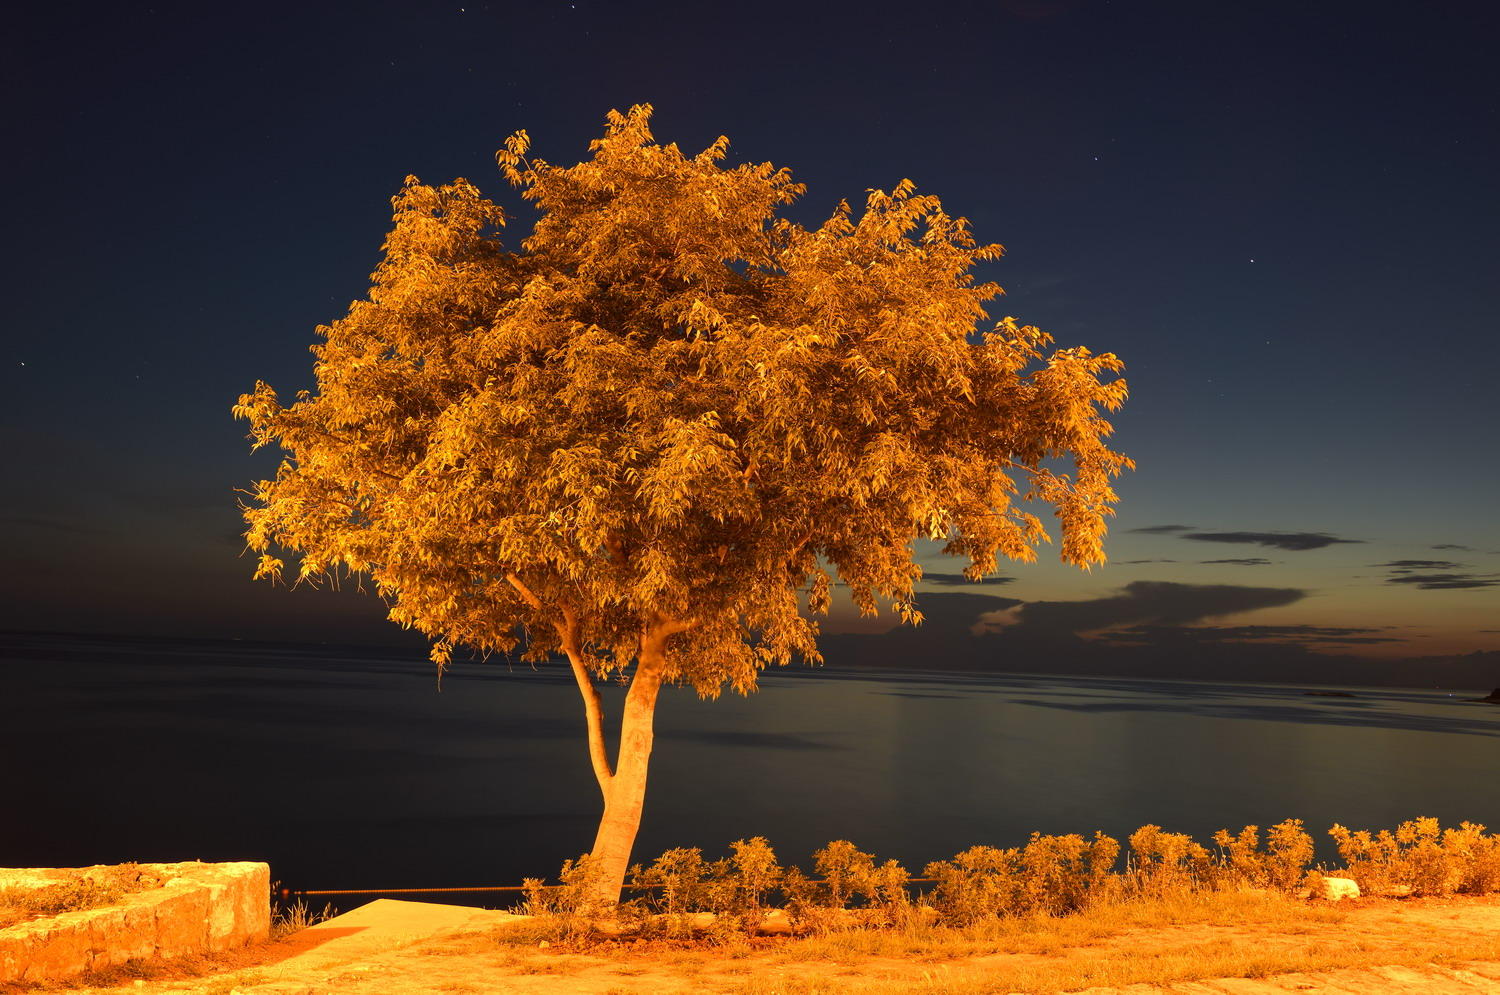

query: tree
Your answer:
[233,104,1131,906]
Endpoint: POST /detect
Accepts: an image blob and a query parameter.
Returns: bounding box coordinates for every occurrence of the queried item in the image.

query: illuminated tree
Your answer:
[233,104,1131,905]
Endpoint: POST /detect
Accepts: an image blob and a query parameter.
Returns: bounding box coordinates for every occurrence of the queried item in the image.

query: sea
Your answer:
[2,631,1496,908]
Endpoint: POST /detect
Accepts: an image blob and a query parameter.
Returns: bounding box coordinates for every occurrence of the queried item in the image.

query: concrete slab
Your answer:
[268,899,522,975]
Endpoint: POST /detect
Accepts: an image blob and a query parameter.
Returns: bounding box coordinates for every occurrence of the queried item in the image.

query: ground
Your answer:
[26,893,1500,994]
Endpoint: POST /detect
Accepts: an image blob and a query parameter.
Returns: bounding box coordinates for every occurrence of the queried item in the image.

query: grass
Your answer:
[0,865,157,931]
[0,954,261,994]
[481,887,1500,994]
[269,897,338,939]
[725,929,1500,994]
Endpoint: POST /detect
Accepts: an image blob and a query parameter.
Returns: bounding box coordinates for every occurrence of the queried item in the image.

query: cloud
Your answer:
[1200,558,1273,566]
[1432,544,1473,551]
[1374,558,1497,590]
[1385,573,1499,590]
[920,572,1015,586]
[835,592,1022,641]
[1120,558,1178,564]
[979,581,1305,636]
[1131,526,1361,551]
[1377,560,1463,571]
[1180,531,1361,551]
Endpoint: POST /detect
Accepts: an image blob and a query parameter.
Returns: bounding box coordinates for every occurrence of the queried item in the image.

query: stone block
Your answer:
[226,862,270,945]
[202,877,236,952]
[84,906,127,971]
[0,927,32,983]
[0,860,270,982]
[20,918,91,981]
[115,900,160,962]
[151,882,210,959]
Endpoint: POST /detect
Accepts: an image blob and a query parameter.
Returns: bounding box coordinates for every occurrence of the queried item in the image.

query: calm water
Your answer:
[2,632,1496,903]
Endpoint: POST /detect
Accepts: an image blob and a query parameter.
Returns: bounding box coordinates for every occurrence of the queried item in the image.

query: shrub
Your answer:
[725,836,783,915]
[1211,819,1314,892]
[521,853,603,921]
[629,847,712,916]
[520,815,1500,942]
[797,841,910,922]
[1127,825,1212,897]
[923,845,1024,924]
[1442,822,1500,894]
[1330,817,1500,897]
[623,837,786,938]
[1018,831,1120,916]
[812,840,870,909]
[1212,825,1261,886]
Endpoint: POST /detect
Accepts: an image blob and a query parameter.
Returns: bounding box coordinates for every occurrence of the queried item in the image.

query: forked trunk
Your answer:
[575,619,683,907]
[510,575,683,907]
[582,650,664,905]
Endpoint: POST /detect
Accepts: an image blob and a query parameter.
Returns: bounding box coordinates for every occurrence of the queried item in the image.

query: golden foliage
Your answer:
[234,104,1131,695]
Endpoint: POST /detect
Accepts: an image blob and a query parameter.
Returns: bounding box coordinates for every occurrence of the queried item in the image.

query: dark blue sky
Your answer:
[3,0,1496,679]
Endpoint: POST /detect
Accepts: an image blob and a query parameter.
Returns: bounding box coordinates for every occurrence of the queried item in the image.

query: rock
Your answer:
[1318,877,1361,901]
[757,909,794,935]
[0,860,270,983]
[19,917,91,981]
[0,927,32,982]
[84,906,129,972]
[151,881,211,959]
[1481,688,1500,703]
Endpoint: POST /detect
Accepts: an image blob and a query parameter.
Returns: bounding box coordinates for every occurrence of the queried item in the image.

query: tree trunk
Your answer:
[505,572,688,907]
[579,619,677,907]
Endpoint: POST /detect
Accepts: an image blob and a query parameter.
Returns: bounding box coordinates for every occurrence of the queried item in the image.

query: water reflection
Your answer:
[1,634,1495,902]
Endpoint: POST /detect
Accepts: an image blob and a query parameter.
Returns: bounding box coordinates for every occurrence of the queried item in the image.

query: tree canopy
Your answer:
[233,103,1131,698]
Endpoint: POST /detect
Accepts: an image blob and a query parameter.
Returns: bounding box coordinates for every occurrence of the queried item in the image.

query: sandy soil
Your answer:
[38,895,1500,994]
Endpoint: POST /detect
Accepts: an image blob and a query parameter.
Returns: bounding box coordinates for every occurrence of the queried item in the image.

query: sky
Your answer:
[3,0,1496,686]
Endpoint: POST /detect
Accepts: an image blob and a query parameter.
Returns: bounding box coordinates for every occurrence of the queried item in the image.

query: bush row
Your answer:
[524,817,1500,929]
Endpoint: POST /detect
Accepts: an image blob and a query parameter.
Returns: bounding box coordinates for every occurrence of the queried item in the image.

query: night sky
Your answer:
[4,1,1496,685]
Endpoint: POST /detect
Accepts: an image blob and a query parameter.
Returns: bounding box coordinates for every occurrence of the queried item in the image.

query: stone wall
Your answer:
[0,860,270,983]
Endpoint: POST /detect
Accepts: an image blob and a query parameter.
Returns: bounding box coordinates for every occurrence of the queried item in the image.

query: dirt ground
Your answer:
[39,894,1500,994]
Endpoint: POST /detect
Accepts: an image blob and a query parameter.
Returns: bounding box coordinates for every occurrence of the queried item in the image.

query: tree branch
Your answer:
[506,572,615,798]
[558,606,614,797]
[504,571,543,609]
[648,614,697,639]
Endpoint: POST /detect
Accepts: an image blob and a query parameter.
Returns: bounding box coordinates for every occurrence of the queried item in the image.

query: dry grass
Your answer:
[0,865,157,931]
[482,889,1500,995]
[727,926,1500,994]
[268,898,337,940]
[0,953,256,994]
[10,891,1497,995]
[772,888,1346,963]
